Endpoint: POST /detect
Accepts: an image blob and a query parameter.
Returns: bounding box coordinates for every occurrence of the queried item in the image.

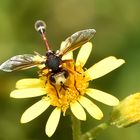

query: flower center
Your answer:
[40,62,89,114]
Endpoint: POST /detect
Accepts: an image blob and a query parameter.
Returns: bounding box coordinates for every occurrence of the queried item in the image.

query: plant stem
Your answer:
[71,115,81,140]
[81,122,110,140]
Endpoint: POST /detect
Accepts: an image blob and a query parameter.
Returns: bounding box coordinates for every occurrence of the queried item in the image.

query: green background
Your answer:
[0,0,140,140]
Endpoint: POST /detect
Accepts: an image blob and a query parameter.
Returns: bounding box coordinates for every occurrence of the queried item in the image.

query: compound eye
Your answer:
[49,75,56,83]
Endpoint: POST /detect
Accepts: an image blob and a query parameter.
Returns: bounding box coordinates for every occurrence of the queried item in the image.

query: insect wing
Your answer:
[0,54,42,72]
[59,29,96,56]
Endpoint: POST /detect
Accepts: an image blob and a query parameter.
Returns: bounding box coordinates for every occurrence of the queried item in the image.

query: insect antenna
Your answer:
[35,20,51,52]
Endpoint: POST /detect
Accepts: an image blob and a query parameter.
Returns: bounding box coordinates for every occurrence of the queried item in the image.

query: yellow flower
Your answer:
[10,42,125,137]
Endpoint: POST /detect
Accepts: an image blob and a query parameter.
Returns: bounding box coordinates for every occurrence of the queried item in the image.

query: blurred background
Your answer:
[0,0,140,140]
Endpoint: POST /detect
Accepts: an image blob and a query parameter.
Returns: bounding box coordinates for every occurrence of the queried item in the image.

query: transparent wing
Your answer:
[0,54,46,72]
[58,29,96,56]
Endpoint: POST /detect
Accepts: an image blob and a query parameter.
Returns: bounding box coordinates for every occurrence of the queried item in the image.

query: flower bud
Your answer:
[111,92,140,128]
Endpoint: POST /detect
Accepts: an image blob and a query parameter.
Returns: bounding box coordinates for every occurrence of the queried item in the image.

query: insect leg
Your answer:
[73,65,81,94]
[61,59,74,64]
[50,83,60,99]
[59,84,69,92]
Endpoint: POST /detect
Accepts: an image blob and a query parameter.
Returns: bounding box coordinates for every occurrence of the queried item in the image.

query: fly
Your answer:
[0,20,96,86]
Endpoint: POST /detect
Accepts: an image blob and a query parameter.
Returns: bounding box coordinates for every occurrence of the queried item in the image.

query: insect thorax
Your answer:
[45,51,62,71]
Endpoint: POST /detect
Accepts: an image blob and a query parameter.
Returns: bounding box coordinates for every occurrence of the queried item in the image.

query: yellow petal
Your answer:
[76,42,92,67]
[86,88,119,106]
[60,41,73,60]
[10,88,46,98]
[79,96,103,120]
[21,98,50,123]
[85,56,125,80]
[45,107,61,137]
[70,101,86,121]
[16,78,42,89]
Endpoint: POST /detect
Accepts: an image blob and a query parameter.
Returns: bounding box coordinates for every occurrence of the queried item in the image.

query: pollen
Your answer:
[40,61,89,114]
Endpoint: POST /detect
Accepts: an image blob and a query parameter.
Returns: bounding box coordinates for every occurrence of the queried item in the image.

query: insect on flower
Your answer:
[0,20,96,89]
[0,20,125,137]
